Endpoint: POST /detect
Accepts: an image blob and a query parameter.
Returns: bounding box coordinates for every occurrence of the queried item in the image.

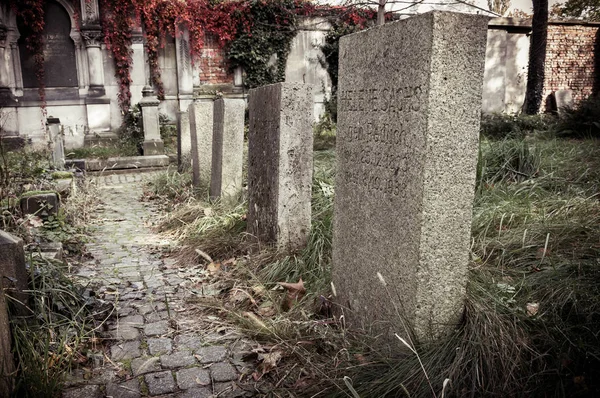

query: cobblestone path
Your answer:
[63,173,252,398]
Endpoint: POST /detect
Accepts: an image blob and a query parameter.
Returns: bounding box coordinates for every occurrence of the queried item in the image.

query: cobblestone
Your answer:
[62,172,251,397]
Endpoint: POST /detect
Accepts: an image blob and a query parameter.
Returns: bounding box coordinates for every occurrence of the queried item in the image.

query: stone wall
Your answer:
[543,21,600,109]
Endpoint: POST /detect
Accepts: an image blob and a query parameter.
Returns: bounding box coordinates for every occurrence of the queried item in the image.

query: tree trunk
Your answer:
[377,0,386,26]
[524,0,549,114]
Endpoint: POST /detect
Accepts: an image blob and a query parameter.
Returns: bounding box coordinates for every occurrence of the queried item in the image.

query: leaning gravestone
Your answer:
[332,11,488,343]
[0,230,28,314]
[188,98,214,188]
[247,83,313,251]
[210,98,245,201]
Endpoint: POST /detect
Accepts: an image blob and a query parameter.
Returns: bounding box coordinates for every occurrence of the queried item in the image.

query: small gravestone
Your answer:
[188,98,214,188]
[47,117,65,169]
[177,111,192,172]
[140,86,165,156]
[20,192,60,217]
[0,230,28,314]
[332,11,488,343]
[247,83,313,251]
[555,89,574,115]
[210,98,245,201]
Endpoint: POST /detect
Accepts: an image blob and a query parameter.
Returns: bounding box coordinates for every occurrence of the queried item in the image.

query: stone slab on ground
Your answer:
[132,356,161,376]
[111,340,141,361]
[160,351,197,369]
[85,155,170,171]
[332,11,488,343]
[247,82,314,252]
[196,345,227,363]
[106,378,141,398]
[148,337,173,355]
[210,362,238,382]
[62,384,102,398]
[144,320,171,337]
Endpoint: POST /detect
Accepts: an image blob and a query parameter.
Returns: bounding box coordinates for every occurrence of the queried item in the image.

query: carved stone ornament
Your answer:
[81,29,103,47]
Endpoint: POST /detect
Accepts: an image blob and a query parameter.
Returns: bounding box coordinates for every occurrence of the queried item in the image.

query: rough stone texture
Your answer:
[174,335,204,351]
[148,337,173,355]
[145,371,176,395]
[175,367,210,389]
[188,99,214,188]
[85,155,169,171]
[145,320,171,337]
[210,362,238,382]
[0,267,14,397]
[210,98,245,201]
[20,192,60,216]
[196,346,227,363]
[332,11,488,342]
[177,387,212,398]
[177,111,192,171]
[0,231,28,298]
[131,356,161,376]
[247,83,314,251]
[160,351,197,369]
[111,340,141,361]
[62,384,103,398]
[106,378,141,398]
[111,325,140,341]
[554,89,574,114]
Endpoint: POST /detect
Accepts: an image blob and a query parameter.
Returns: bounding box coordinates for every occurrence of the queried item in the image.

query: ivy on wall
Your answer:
[9,0,378,113]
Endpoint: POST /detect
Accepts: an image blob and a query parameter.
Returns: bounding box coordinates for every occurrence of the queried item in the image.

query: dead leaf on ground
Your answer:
[206,258,237,275]
[277,279,306,311]
[252,350,283,381]
[257,301,277,317]
[526,302,539,316]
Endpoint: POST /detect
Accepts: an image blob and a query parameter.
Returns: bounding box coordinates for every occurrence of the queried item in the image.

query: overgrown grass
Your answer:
[8,256,112,398]
[66,143,138,160]
[152,135,600,396]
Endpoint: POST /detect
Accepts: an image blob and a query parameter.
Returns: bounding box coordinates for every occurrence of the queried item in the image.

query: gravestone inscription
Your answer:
[332,11,489,343]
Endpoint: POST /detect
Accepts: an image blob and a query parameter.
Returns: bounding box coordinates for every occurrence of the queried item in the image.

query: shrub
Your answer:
[480,113,551,140]
[554,95,600,137]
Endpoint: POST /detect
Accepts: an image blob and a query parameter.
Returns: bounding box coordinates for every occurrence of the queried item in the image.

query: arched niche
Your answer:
[18,0,78,88]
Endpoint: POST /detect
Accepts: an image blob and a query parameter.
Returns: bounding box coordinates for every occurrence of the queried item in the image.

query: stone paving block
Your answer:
[106,378,141,398]
[175,367,210,389]
[119,315,144,326]
[139,303,167,315]
[177,387,212,398]
[148,337,173,356]
[132,356,161,376]
[160,351,197,369]
[145,311,169,323]
[62,384,102,398]
[210,362,237,382]
[111,340,142,361]
[145,320,171,337]
[196,346,227,363]
[145,371,176,395]
[174,335,204,351]
[111,326,140,340]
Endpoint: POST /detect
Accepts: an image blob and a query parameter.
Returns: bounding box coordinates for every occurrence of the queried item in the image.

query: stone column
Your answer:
[0,23,13,101]
[81,27,105,97]
[139,85,164,156]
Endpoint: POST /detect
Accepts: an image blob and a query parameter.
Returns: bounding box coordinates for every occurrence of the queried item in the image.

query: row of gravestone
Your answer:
[176,11,489,346]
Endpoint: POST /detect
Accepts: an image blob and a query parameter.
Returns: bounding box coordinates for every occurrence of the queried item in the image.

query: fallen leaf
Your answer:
[252,350,283,380]
[526,302,539,316]
[278,279,306,311]
[257,301,276,317]
[206,262,221,274]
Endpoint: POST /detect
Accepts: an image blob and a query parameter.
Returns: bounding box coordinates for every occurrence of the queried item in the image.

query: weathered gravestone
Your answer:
[247,83,313,251]
[188,98,214,188]
[210,98,245,201]
[177,111,192,172]
[47,117,65,169]
[554,89,574,115]
[0,230,28,313]
[332,11,488,342]
[140,86,165,156]
[20,192,60,217]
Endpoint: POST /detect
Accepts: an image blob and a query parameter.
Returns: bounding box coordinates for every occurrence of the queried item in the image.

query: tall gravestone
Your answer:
[247,83,313,251]
[188,98,214,188]
[332,11,488,342]
[177,111,192,172]
[47,117,65,170]
[210,98,245,201]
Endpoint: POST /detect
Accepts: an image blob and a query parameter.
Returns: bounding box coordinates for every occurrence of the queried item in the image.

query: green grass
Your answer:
[66,143,138,160]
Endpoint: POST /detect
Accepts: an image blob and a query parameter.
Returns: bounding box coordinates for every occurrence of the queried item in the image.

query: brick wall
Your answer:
[198,34,232,85]
[543,22,599,108]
